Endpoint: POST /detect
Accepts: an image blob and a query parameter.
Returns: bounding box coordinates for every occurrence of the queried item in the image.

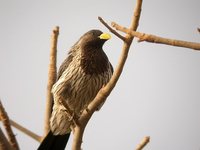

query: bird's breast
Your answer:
[52,57,112,114]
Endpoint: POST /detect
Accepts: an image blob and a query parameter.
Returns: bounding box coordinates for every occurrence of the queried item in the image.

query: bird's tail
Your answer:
[37,131,70,150]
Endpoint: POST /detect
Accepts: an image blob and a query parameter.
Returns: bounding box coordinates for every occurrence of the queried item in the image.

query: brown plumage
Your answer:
[38,29,113,150]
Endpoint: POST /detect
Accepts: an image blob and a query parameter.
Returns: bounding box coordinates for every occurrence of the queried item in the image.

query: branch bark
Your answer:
[0,101,19,150]
[44,26,59,136]
[112,22,200,50]
[71,0,144,149]
[9,119,42,142]
[0,128,14,150]
[98,16,126,41]
[135,136,150,150]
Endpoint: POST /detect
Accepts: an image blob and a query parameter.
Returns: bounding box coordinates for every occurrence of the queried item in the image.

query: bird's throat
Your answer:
[80,48,109,75]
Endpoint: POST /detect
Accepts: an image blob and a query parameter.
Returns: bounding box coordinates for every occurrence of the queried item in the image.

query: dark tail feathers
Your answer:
[37,131,70,150]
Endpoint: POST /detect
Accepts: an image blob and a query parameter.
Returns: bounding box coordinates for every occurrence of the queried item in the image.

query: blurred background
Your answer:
[0,0,200,149]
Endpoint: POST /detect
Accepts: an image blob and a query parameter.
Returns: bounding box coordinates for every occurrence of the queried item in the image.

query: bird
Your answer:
[38,29,113,150]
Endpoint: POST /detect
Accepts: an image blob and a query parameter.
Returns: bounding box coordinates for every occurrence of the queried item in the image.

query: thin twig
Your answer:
[98,16,126,42]
[135,136,150,150]
[112,22,200,50]
[71,0,143,150]
[9,119,42,142]
[0,128,14,150]
[44,26,59,136]
[0,101,19,150]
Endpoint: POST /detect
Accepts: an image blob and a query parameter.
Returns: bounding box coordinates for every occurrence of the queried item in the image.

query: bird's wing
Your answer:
[57,53,73,80]
[57,56,72,80]
[57,43,80,80]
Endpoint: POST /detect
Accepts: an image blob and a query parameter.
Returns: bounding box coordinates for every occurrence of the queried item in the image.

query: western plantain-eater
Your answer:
[38,29,113,150]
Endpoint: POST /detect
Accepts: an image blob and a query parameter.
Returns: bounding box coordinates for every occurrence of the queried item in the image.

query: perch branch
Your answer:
[98,16,126,41]
[9,119,42,142]
[44,26,59,136]
[112,22,200,50]
[0,101,19,150]
[71,0,143,150]
[0,128,13,150]
[135,136,150,150]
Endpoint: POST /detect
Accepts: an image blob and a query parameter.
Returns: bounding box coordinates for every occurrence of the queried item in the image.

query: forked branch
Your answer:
[0,128,13,150]
[112,22,200,50]
[0,101,19,150]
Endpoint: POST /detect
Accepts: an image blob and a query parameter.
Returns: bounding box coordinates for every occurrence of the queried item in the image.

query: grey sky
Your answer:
[0,0,200,149]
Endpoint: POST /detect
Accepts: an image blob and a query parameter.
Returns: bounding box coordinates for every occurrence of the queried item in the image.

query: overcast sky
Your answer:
[0,0,200,149]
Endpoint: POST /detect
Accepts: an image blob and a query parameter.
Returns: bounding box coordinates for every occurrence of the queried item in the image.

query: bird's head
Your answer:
[78,29,111,49]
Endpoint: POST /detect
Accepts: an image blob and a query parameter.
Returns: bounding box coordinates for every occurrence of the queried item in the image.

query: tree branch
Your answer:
[0,100,19,150]
[98,16,126,41]
[0,128,14,150]
[112,22,200,50]
[9,119,42,142]
[135,136,150,150]
[44,26,59,136]
[71,0,144,149]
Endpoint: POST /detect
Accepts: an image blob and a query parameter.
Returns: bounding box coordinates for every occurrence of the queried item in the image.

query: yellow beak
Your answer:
[99,33,111,40]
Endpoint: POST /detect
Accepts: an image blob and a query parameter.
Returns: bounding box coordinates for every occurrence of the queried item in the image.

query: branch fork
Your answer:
[112,21,200,50]
[0,100,19,150]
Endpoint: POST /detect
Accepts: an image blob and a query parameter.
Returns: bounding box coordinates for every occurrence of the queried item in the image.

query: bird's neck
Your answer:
[80,48,109,75]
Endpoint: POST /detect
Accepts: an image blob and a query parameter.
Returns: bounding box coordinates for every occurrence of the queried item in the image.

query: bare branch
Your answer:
[98,16,126,41]
[0,100,19,150]
[135,136,150,150]
[130,0,142,31]
[71,0,143,149]
[112,22,200,50]
[0,128,14,150]
[9,119,42,142]
[44,26,59,136]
